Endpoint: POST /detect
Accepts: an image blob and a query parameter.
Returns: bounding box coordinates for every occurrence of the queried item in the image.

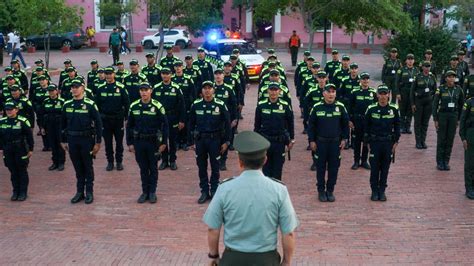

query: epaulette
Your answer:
[223,83,233,90]
[159,56,167,61]
[335,101,345,107]
[367,103,378,110]
[97,83,106,89]
[138,73,147,79]
[154,82,163,88]
[116,81,125,88]
[193,98,203,104]
[368,87,377,92]
[84,97,95,105]
[151,99,164,109]
[219,177,234,184]
[269,177,286,186]
[279,99,289,106]
[17,116,28,122]
[389,103,399,109]
[130,99,141,108]
[64,99,74,105]
[0,117,7,121]
[314,101,323,107]
[171,82,180,89]
[258,99,268,105]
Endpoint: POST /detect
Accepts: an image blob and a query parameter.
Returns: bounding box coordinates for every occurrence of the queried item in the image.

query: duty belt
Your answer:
[369,134,393,142]
[316,136,340,142]
[67,130,93,137]
[134,132,161,141]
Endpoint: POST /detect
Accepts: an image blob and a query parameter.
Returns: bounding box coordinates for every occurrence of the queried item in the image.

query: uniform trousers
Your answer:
[46,117,65,165]
[220,248,281,266]
[195,136,221,195]
[134,139,160,194]
[262,141,286,180]
[353,117,368,163]
[3,143,29,195]
[315,139,341,192]
[162,115,178,164]
[465,128,474,192]
[68,136,95,194]
[399,87,413,130]
[369,141,393,193]
[102,117,124,163]
[413,96,432,144]
[436,112,458,164]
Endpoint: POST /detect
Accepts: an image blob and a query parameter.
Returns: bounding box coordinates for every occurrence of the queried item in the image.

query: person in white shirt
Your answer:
[7,31,15,55]
[11,32,28,68]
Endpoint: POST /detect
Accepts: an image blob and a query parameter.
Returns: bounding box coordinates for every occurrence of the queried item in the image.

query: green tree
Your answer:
[97,0,140,28]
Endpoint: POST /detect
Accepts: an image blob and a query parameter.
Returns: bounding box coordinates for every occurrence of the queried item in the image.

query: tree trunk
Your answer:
[322,19,328,67]
[349,33,354,54]
[46,32,51,69]
[308,29,315,52]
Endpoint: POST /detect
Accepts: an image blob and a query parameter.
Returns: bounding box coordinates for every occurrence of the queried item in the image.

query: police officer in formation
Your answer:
[90,68,106,96]
[348,72,377,170]
[59,59,73,86]
[126,83,168,204]
[0,101,34,201]
[184,54,203,90]
[188,81,231,204]
[160,45,180,71]
[411,61,437,149]
[324,50,341,81]
[115,61,129,83]
[153,67,185,170]
[193,47,214,82]
[11,59,28,93]
[40,84,65,171]
[441,55,464,86]
[30,74,51,151]
[61,79,102,204]
[308,83,349,202]
[254,82,294,180]
[142,53,162,86]
[396,53,419,134]
[364,85,400,201]
[123,59,148,102]
[381,48,402,103]
[465,73,474,99]
[331,55,350,89]
[9,84,35,127]
[432,70,464,171]
[460,94,474,200]
[87,59,100,88]
[95,66,129,171]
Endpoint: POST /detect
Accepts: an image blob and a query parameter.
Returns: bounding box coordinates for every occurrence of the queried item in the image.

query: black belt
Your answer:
[68,130,93,137]
[438,108,457,113]
[316,136,340,142]
[369,135,393,142]
[262,134,286,142]
[225,247,277,253]
[199,132,221,138]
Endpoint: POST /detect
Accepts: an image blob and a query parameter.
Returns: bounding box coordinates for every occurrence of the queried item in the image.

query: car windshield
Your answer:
[218,42,256,55]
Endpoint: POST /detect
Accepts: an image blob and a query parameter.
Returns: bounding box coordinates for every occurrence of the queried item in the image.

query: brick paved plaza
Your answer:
[0,50,473,265]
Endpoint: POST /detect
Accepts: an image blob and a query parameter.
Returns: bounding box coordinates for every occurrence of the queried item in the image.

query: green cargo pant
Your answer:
[465,128,474,191]
[436,112,458,164]
[413,96,432,144]
[385,77,397,104]
[399,87,412,130]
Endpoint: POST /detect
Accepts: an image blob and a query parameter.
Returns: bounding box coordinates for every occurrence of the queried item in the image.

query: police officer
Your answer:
[95,66,130,171]
[324,50,341,81]
[173,60,196,150]
[60,67,86,100]
[87,59,100,88]
[203,131,298,266]
[440,55,464,86]
[457,50,470,78]
[193,47,214,82]
[29,66,48,93]
[259,61,288,89]
[0,101,34,201]
[30,74,50,151]
[115,61,129,83]
[464,73,474,100]
[411,61,437,149]
[258,70,292,106]
[184,54,203,90]
[1,74,21,109]
[433,70,464,171]
[40,84,66,171]
[295,56,315,100]
[364,85,401,201]
[59,59,73,86]
[419,49,436,78]
[396,53,419,134]
[254,82,294,180]
[61,79,102,204]
[126,83,169,204]
[348,72,377,170]
[123,59,148,102]
[223,61,243,110]
[460,95,474,199]
[188,81,231,204]
[332,55,350,89]
[30,59,50,83]
[339,62,360,107]
[229,55,246,117]
[11,59,28,93]
[90,68,106,96]
[381,48,402,103]
[308,83,349,202]
[9,85,35,127]
[142,53,162,86]
[214,68,238,170]
[153,67,186,170]
[160,45,180,72]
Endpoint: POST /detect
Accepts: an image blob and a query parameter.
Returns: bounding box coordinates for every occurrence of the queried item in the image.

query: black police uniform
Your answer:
[61,97,103,199]
[30,82,51,150]
[160,54,180,72]
[90,76,106,96]
[254,98,294,180]
[303,83,324,143]
[364,102,401,200]
[115,69,130,84]
[95,80,130,168]
[172,73,196,149]
[258,82,292,107]
[193,58,214,82]
[123,71,148,103]
[40,92,66,169]
[10,95,35,127]
[463,74,474,100]
[61,75,86,100]
[381,57,402,103]
[214,82,238,168]
[324,59,341,81]
[0,111,34,200]
[184,64,203,92]
[332,67,350,90]
[188,97,231,198]
[224,71,243,109]
[339,75,360,107]
[308,98,349,199]
[152,80,186,169]
[142,63,162,86]
[348,86,377,168]
[126,98,169,198]
[441,65,464,86]
[13,69,29,93]
[87,68,99,88]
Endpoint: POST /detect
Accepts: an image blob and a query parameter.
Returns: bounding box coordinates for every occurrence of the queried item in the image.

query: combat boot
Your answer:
[159,161,168,170]
[70,193,85,204]
[116,162,124,171]
[351,162,359,170]
[467,190,474,200]
[106,162,114,171]
[310,163,316,171]
[379,192,387,201]
[137,193,148,203]
[169,162,178,170]
[326,191,336,202]
[198,192,210,204]
[318,191,327,202]
[415,142,423,149]
[17,193,27,201]
[219,161,227,171]
[148,193,157,204]
[10,192,18,201]
[371,191,379,201]
[85,193,94,204]
[48,164,58,171]
[443,162,450,171]
[57,164,65,171]
[361,162,371,170]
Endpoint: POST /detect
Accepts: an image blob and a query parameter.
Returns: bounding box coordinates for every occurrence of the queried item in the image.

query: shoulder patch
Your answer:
[279,99,289,105]
[151,99,164,109]
[214,98,225,105]
[84,98,95,105]
[389,103,399,109]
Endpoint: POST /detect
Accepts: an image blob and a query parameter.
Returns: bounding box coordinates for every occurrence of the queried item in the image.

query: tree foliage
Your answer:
[97,0,140,27]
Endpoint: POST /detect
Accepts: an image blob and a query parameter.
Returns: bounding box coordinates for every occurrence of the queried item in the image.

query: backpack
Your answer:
[110,32,121,46]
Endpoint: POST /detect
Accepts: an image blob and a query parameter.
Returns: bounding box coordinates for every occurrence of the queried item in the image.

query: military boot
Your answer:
[318,191,327,202]
[326,191,336,202]
[371,191,379,201]
[85,193,94,204]
[71,193,85,204]
[106,162,114,171]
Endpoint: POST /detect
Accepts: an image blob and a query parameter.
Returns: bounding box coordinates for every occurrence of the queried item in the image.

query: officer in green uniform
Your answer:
[115,61,129,83]
[29,66,49,93]
[60,67,86,100]
[432,70,464,171]
[193,47,214,82]
[123,59,148,102]
[460,96,474,199]
[142,53,162,86]
[203,131,298,266]
[30,59,50,83]
[339,62,360,107]
[160,45,180,72]
[410,61,437,149]
[419,49,436,78]
[331,55,350,89]
[324,50,341,81]
[381,48,402,103]
[90,68,106,96]
[86,59,99,88]
[9,85,35,127]
[457,50,470,78]
[258,70,292,106]
[294,50,311,98]
[464,73,474,100]
[0,101,34,201]
[300,62,320,108]
[30,75,50,151]
[59,59,73,86]
[395,53,419,134]
[364,85,400,201]
[440,55,464,86]
[184,54,203,90]
[11,59,29,93]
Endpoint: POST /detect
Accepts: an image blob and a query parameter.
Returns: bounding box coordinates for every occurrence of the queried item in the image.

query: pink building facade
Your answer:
[68,0,391,46]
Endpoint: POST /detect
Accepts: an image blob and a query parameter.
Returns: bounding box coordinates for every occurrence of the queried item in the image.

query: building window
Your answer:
[94,0,120,31]
[148,4,160,29]
[315,18,332,32]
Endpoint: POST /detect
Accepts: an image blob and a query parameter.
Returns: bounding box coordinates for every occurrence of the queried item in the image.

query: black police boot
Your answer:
[148,193,157,204]
[310,163,317,171]
[182,144,189,151]
[48,164,58,171]
[326,191,336,202]
[106,162,114,171]
[159,161,168,170]
[437,162,444,171]
[137,193,148,203]
[17,192,27,201]
[219,161,227,171]
[71,193,85,204]
[169,162,178,170]
[10,192,18,201]
[318,191,327,202]
[421,142,427,149]
[116,162,124,171]
[198,193,210,204]
[85,193,94,204]
[416,142,423,149]
[57,164,65,171]
[371,191,379,201]
[351,162,360,170]
[379,192,387,201]
[444,162,450,171]
[467,190,474,200]
[361,162,371,170]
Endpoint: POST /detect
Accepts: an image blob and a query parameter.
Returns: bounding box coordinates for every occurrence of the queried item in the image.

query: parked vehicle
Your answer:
[25,29,87,49]
[141,29,192,49]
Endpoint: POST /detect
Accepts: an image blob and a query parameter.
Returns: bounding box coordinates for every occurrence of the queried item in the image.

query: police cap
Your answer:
[350,62,358,69]
[173,60,184,67]
[35,59,44,64]
[202,80,214,88]
[421,61,431,67]
[145,52,155,58]
[104,66,115,74]
[230,55,238,60]
[66,66,76,72]
[267,55,277,60]
[317,70,327,78]
[377,85,389,93]
[164,44,173,50]
[234,131,270,160]
[424,49,432,55]
[406,53,415,59]
[324,83,336,91]
[5,74,15,80]
[10,59,19,64]
[267,48,275,54]
[390,48,398,53]
[214,68,224,74]
[4,101,17,110]
[185,54,193,60]
[97,68,105,73]
[304,50,311,56]
[37,75,47,80]
[4,66,12,72]
[269,69,280,76]
[35,66,44,72]
[47,84,58,91]
[342,55,350,60]
[90,59,98,65]
[223,61,232,66]
[139,82,152,90]
[129,59,139,65]
[268,82,280,90]
[360,72,370,79]
[232,48,240,54]
[116,61,124,65]
[161,67,171,74]
[10,84,20,91]
[268,61,277,67]
[71,79,84,87]
[307,56,315,61]
[197,47,205,52]
[63,59,72,64]
[458,50,466,55]
[312,62,321,69]
[331,50,339,55]
[450,55,458,61]
[445,70,457,77]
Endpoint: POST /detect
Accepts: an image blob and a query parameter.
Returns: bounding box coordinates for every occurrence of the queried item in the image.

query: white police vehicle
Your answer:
[201,36,265,80]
